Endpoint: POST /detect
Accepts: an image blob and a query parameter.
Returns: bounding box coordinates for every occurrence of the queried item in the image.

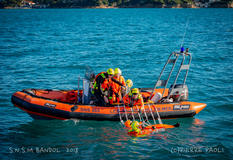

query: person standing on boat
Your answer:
[112,68,126,102]
[92,68,115,106]
[123,88,144,107]
[125,79,133,95]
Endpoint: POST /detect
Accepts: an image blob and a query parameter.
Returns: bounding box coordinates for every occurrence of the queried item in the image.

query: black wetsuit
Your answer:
[93,72,108,106]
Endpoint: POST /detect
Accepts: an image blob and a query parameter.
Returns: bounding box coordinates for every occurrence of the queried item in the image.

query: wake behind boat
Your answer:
[11,48,206,121]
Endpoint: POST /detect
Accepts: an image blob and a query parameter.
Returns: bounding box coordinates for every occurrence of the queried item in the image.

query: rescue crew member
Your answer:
[129,121,141,134]
[92,68,114,106]
[101,70,118,105]
[125,79,133,95]
[124,120,132,128]
[112,68,126,102]
[123,88,144,107]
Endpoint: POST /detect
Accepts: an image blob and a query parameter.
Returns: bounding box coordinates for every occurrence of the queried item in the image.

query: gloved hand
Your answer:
[121,86,126,91]
[103,91,108,96]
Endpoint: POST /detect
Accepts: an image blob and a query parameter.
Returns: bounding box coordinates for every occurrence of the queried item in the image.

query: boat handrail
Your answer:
[150,49,192,101]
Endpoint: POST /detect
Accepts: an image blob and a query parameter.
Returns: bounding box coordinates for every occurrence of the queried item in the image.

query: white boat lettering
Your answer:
[173,105,190,110]
[44,103,56,108]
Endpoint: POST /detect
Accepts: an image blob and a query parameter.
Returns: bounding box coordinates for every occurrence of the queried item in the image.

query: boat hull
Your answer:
[11,91,206,121]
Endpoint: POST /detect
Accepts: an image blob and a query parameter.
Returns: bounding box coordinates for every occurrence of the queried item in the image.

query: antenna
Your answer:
[180,17,190,48]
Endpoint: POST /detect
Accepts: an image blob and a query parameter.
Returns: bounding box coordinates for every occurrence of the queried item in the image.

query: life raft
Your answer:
[11,88,206,120]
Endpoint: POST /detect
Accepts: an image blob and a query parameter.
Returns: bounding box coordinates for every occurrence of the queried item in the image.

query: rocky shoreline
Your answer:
[2,0,233,9]
[3,5,233,9]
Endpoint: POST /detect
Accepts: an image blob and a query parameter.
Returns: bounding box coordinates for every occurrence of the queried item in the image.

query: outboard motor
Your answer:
[169,84,188,101]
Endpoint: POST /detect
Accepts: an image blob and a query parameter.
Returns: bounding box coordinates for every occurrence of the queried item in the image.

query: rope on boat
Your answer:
[130,108,136,121]
[123,104,128,121]
[180,17,190,48]
[136,105,142,122]
[155,106,163,125]
[117,104,124,125]
[148,104,156,125]
[142,104,151,126]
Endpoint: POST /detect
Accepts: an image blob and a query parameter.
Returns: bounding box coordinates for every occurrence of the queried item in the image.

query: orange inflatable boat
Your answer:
[11,88,206,120]
[11,50,207,121]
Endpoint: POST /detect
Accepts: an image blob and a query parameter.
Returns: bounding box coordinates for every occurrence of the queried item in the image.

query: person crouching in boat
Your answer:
[123,88,144,107]
[101,73,119,106]
[112,68,126,103]
[124,79,133,96]
[92,68,115,106]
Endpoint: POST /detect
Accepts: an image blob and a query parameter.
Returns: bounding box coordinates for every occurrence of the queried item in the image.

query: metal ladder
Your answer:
[150,48,192,101]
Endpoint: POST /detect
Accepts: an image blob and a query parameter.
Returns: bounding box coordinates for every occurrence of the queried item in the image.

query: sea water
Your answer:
[0,8,233,159]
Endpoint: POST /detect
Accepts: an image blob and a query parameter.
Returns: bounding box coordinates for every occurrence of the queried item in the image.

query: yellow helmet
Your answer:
[126,79,133,88]
[114,68,122,75]
[131,88,139,94]
[107,68,114,75]
[131,121,139,130]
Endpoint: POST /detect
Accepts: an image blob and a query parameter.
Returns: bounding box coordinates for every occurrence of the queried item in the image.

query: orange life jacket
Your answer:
[101,78,118,104]
[113,75,126,93]
[123,94,144,107]
[101,78,118,93]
